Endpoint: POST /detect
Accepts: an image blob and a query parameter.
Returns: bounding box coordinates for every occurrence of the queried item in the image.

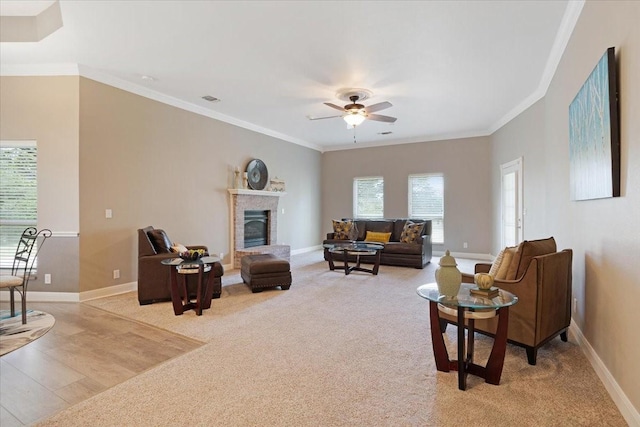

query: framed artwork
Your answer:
[569,47,620,201]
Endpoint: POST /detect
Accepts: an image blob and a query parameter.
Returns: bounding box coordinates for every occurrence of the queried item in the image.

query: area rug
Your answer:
[0,310,55,356]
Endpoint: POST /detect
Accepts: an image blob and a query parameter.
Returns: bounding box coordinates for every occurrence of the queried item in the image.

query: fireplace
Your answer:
[244,210,269,248]
[228,189,289,268]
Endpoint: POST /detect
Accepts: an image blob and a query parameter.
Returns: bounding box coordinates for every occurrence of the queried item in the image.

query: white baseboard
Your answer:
[570,319,640,426]
[433,250,494,261]
[0,282,138,303]
[292,245,322,255]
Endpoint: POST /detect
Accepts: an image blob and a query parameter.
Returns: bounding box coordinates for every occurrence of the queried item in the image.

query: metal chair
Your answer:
[0,227,52,324]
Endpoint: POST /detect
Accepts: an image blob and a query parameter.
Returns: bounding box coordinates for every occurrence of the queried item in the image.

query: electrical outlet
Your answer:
[105,209,112,218]
[44,274,51,284]
[219,252,224,260]
[463,242,468,249]
[113,269,120,279]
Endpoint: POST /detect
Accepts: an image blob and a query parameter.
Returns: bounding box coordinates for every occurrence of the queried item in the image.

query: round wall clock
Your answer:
[246,159,268,190]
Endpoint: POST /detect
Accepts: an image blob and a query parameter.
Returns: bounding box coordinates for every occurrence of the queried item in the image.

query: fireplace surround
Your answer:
[228,189,288,268]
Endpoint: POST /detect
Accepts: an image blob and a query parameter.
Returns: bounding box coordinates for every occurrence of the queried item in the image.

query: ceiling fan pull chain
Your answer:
[353,126,357,143]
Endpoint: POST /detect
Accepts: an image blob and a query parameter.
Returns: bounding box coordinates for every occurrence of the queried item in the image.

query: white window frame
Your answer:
[408,173,444,244]
[1,140,38,269]
[353,176,384,219]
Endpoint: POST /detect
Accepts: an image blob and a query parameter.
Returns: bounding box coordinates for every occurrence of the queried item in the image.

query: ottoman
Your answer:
[241,254,292,293]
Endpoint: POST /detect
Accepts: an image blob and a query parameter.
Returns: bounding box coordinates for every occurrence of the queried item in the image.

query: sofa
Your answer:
[323,219,432,269]
[137,226,224,305]
[439,237,572,365]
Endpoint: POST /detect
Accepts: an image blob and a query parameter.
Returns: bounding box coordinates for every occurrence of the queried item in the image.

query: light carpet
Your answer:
[0,310,55,356]
[38,251,626,426]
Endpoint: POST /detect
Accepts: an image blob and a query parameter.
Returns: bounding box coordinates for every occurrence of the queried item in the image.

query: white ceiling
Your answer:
[0,1,583,152]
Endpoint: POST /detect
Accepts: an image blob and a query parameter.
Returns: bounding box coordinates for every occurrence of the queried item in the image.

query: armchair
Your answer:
[137,226,223,305]
[439,237,572,365]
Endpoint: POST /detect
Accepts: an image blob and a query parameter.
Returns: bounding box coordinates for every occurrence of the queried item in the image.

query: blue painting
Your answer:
[569,48,617,201]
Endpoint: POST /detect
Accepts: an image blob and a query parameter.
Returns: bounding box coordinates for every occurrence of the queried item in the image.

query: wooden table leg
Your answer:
[429,301,451,372]
[372,250,381,275]
[484,307,509,385]
[457,307,467,390]
[195,266,204,316]
[202,268,215,310]
[169,267,184,315]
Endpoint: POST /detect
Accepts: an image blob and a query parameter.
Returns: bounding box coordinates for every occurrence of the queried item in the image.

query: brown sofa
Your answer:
[323,219,432,269]
[439,237,572,365]
[137,226,224,305]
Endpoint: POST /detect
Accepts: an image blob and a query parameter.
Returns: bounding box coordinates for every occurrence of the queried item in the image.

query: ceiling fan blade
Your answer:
[307,114,342,121]
[367,113,397,123]
[324,102,346,112]
[364,101,392,114]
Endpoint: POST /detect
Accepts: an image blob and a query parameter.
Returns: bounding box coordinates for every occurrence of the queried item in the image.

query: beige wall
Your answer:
[321,137,492,254]
[491,0,640,415]
[0,76,80,292]
[79,78,322,292]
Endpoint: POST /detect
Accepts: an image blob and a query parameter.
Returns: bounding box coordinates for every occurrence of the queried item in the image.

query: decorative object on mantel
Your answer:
[234,167,242,189]
[435,250,461,297]
[243,172,248,189]
[270,177,285,192]
[246,159,268,191]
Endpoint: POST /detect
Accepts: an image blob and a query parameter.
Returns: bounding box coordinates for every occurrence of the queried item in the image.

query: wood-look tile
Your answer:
[0,360,69,425]
[53,377,107,405]
[0,406,23,427]
[1,301,201,424]
[2,345,86,391]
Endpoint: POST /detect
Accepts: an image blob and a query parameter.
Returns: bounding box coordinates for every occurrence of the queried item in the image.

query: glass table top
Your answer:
[161,255,221,266]
[323,242,384,253]
[416,283,518,310]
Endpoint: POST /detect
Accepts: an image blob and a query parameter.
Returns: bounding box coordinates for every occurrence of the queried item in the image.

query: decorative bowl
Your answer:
[474,273,495,290]
[179,249,206,261]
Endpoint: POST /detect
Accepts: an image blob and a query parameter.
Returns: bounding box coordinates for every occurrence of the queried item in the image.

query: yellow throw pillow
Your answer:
[488,248,505,277]
[365,231,391,243]
[496,246,516,280]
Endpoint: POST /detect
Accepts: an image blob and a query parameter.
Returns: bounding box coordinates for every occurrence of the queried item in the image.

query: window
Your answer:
[408,174,444,244]
[353,177,384,218]
[0,141,38,269]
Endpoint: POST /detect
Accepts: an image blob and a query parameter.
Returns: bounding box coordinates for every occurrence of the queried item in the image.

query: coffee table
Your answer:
[161,255,221,316]
[416,282,518,390]
[323,242,384,275]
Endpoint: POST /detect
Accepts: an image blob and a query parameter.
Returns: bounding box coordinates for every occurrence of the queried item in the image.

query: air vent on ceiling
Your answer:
[202,95,220,102]
[378,131,393,135]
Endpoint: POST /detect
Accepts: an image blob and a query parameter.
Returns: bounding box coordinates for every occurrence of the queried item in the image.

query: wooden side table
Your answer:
[161,256,220,316]
[416,283,518,390]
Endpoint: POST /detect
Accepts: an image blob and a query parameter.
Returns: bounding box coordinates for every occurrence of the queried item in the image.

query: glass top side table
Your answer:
[161,256,220,316]
[416,283,518,390]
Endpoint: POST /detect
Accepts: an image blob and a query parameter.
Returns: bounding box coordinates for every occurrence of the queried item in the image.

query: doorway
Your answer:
[500,158,523,248]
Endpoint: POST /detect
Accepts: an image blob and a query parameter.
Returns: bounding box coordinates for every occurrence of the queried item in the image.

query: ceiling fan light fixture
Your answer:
[344,113,366,127]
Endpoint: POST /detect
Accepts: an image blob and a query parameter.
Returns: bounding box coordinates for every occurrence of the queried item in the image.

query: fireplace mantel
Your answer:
[228,189,286,197]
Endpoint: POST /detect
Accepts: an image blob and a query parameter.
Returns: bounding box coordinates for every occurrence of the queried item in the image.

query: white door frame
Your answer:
[500,157,523,247]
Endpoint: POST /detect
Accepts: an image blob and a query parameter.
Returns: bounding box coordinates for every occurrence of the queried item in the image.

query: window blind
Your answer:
[353,177,384,219]
[0,142,38,269]
[408,174,444,243]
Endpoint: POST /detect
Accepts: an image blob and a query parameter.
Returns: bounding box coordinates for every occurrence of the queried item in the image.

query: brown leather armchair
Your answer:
[137,226,223,305]
[440,238,572,365]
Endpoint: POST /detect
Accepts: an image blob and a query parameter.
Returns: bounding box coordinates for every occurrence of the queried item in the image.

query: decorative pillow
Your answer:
[332,220,355,240]
[506,237,557,280]
[496,247,516,280]
[400,221,425,243]
[171,243,188,254]
[147,229,172,253]
[488,248,505,277]
[365,231,391,243]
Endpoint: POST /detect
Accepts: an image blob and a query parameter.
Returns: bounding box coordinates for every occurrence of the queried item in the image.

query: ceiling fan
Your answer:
[309,89,397,127]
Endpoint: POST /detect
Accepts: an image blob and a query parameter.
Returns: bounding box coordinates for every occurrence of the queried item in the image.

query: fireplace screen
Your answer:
[244,210,269,248]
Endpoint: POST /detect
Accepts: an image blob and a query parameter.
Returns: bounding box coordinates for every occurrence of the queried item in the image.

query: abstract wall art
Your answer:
[569,47,620,201]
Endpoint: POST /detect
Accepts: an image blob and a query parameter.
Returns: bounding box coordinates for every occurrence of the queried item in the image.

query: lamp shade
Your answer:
[344,113,366,127]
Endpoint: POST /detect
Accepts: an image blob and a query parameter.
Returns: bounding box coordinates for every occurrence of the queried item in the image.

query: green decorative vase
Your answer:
[435,250,462,297]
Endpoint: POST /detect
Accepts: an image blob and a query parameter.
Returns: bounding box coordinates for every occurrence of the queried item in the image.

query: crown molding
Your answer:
[487,0,585,134]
